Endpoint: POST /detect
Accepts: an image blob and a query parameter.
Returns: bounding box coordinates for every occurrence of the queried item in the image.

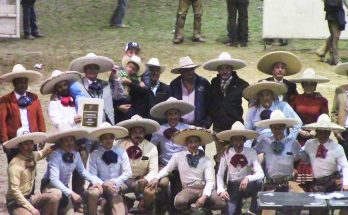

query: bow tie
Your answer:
[25,158,36,170]
[88,81,103,95]
[62,152,75,163]
[186,150,204,168]
[126,145,143,160]
[316,144,328,159]
[102,150,118,165]
[272,141,284,155]
[163,127,178,140]
[230,154,248,168]
[17,96,32,108]
[60,96,75,107]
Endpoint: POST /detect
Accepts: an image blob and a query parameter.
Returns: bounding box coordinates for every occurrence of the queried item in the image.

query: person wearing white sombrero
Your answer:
[216,121,263,215]
[41,123,103,215]
[115,115,160,212]
[69,52,116,125]
[149,126,226,213]
[203,52,249,167]
[0,64,45,162]
[301,114,348,215]
[86,122,130,215]
[170,56,212,129]
[244,81,302,144]
[5,127,62,215]
[258,51,302,102]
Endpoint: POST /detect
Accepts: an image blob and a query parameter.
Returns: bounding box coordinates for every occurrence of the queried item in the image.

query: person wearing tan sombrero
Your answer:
[203,52,249,168]
[115,115,160,213]
[301,114,348,215]
[254,110,302,215]
[5,127,61,215]
[244,81,302,144]
[170,56,212,129]
[150,97,193,214]
[86,122,131,215]
[216,121,263,215]
[149,126,226,213]
[41,124,103,215]
[258,51,302,102]
[0,64,45,162]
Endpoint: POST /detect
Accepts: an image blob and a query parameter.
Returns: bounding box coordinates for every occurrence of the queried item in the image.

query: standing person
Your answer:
[316,0,348,65]
[203,52,248,166]
[170,56,211,129]
[226,0,250,47]
[110,0,129,28]
[0,64,45,162]
[21,0,43,39]
[173,0,205,44]
[258,51,302,102]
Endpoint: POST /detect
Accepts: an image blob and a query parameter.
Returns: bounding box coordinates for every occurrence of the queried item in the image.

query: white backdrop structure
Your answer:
[263,0,348,39]
[0,0,20,38]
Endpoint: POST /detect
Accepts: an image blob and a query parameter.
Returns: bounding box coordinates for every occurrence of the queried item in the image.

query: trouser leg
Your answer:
[30,5,38,35]
[226,0,237,42]
[22,4,31,36]
[328,21,341,64]
[110,0,128,26]
[174,0,190,40]
[237,0,249,43]
[192,0,203,39]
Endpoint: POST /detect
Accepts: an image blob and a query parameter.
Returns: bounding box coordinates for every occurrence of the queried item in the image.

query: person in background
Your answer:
[21,0,43,39]
[110,0,129,28]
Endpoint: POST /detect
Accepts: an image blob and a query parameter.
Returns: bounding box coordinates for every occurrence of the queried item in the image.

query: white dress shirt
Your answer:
[48,100,77,129]
[14,92,29,131]
[155,150,215,197]
[303,138,348,185]
[216,147,264,194]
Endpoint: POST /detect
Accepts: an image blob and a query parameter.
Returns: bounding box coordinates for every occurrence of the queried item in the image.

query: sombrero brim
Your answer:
[46,128,89,143]
[0,70,43,83]
[288,77,329,84]
[171,64,201,74]
[88,126,129,141]
[257,51,302,76]
[172,128,214,146]
[255,118,300,128]
[121,56,146,76]
[116,118,160,135]
[69,55,115,73]
[40,71,81,95]
[150,100,194,119]
[217,130,259,142]
[146,64,167,74]
[302,123,345,132]
[242,82,288,100]
[334,63,348,76]
[3,132,47,149]
[203,59,246,71]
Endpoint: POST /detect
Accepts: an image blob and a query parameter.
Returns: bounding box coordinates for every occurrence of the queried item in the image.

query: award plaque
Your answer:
[78,98,104,129]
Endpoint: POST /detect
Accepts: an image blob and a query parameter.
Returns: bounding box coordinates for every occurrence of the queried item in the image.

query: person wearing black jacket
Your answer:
[21,0,43,39]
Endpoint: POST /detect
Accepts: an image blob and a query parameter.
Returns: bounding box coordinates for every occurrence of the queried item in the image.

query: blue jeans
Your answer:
[227,179,262,215]
[110,0,128,26]
[22,4,38,36]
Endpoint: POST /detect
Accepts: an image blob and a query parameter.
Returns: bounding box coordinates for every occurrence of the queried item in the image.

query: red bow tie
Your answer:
[316,144,328,159]
[126,145,143,160]
[60,96,75,107]
[163,127,178,139]
[230,154,248,168]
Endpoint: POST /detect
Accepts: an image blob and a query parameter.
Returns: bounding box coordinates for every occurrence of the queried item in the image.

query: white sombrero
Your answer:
[116,115,160,135]
[3,127,47,149]
[46,123,89,143]
[69,53,115,73]
[173,126,214,146]
[150,97,194,119]
[302,114,345,132]
[203,52,247,71]
[257,51,302,76]
[255,110,300,128]
[217,121,259,142]
[334,62,348,76]
[121,55,146,76]
[288,68,329,83]
[88,122,129,141]
[146,58,167,74]
[242,80,288,100]
[40,70,81,95]
[171,56,201,74]
[0,64,42,83]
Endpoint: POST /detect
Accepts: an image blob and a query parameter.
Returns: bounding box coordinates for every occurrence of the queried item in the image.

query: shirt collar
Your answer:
[14,91,27,99]
[273,77,284,83]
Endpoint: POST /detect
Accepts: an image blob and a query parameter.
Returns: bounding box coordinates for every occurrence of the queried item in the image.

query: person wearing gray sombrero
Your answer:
[86,122,131,215]
[170,56,212,129]
[203,52,249,167]
[216,121,263,215]
[0,64,45,162]
[5,127,61,215]
[150,97,194,214]
[258,51,302,102]
[149,126,226,214]
[301,114,348,215]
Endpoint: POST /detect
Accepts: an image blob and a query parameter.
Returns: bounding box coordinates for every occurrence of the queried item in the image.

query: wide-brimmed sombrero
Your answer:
[3,127,47,149]
[69,53,114,73]
[217,121,259,142]
[150,97,194,119]
[0,64,42,83]
[121,55,146,76]
[302,114,345,132]
[171,56,200,74]
[172,126,213,146]
[242,80,288,100]
[288,68,329,84]
[40,70,81,95]
[46,123,89,143]
[88,122,129,141]
[146,58,167,74]
[334,62,348,76]
[116,115,160,135]
[255,110,300,128]
[203,52,246,71]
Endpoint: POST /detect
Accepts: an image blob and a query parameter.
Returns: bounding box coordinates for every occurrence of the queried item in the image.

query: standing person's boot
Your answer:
[173,13,186,44]
[192,14,205,42]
